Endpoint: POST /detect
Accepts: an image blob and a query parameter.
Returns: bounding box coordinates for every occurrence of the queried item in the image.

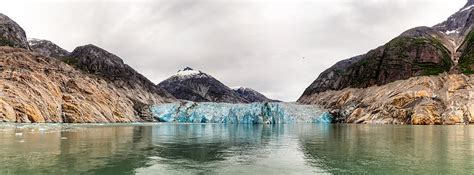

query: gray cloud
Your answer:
[0,0,466,101]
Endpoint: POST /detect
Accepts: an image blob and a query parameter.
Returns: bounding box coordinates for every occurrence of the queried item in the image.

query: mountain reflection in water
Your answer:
[0,124,473,174]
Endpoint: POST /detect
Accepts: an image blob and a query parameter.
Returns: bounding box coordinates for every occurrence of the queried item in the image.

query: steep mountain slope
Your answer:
[67,44,174,100]
[158,67,249,103]
[0,14,175,123]
[433,0,474,46]
[29,38,70,58]
[233,87,276,103]
[301,28,454,96]
[458,30,474,74]
[0,46,164,122]
[300,1,474,97]
[299,1,474,125]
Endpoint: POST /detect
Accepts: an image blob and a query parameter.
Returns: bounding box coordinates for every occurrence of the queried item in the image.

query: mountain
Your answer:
[298,1,474,125]
[67,44,171,96]
[299,1,474,96]
[0,14,29,49]
[28,38,70,58]
[0,14,175,123]
[300,27,454,96]
[233,87,277,103]
[159,67,255,103]
[433,0,474,46]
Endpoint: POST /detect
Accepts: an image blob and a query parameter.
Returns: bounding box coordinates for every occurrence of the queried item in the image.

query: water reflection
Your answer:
[0,124,155,174]
[299,125,474,174]
[139,124,318,174]
[0,124,473,174]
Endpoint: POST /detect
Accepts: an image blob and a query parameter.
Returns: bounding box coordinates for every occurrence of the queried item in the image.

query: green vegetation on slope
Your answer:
[387,37,452,76]
[459,30,474,74]
[0,36,15,47]
[61,57,78,66]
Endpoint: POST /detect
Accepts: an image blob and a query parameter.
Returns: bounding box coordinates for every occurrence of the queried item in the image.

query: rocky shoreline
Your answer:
[299,74,473,125]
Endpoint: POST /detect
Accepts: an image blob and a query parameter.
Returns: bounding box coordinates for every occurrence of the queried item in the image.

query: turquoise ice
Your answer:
[151,102,332,124]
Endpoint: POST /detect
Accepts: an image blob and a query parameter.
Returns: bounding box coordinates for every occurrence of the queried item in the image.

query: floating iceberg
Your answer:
[151,102,332,124]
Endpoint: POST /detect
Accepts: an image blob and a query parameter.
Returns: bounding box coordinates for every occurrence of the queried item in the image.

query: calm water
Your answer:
[0,123,473,174]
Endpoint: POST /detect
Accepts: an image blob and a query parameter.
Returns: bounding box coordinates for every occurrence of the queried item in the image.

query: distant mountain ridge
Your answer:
[233,87,279,103]
[29,38,70,58]
[159,67,276,103]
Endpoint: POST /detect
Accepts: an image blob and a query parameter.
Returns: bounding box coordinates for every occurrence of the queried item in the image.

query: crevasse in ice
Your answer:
[151,102,332,124]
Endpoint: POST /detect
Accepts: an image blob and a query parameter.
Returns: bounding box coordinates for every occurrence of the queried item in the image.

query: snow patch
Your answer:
[461,5,474,12]
[176,69,200,76]
[172,67,202,78]
[445,29,459,35]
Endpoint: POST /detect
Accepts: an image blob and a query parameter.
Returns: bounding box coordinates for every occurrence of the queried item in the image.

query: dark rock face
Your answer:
[233,87,276,103]
[300,35,453,97]
[158,67,249,103]
[467,0,474,6]
[28,39,69,58]
[0,14,29,49]
[300,55,364,96]
[346,36,451,86]
[68,44,174,100]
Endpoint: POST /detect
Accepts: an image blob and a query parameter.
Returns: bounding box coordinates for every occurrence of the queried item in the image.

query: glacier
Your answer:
[151,102,332,124]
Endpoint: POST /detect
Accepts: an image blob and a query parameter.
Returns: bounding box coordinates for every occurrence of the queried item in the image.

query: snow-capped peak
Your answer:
[174,67,201,77]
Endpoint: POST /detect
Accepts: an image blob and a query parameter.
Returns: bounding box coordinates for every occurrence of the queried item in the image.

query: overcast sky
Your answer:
[0,0,467,101]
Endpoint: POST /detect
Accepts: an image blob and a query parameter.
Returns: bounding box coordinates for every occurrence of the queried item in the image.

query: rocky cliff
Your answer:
[299,1,474,125]
[299,74,474,125]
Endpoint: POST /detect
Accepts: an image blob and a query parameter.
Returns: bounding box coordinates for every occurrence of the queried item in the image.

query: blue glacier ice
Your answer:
[151,102,332,124]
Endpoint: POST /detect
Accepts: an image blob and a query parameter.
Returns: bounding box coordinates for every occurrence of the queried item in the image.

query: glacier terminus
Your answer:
[152,102,332,124]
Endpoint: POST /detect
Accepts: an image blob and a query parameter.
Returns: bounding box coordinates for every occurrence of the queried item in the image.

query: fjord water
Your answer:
[1,124,474,174]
